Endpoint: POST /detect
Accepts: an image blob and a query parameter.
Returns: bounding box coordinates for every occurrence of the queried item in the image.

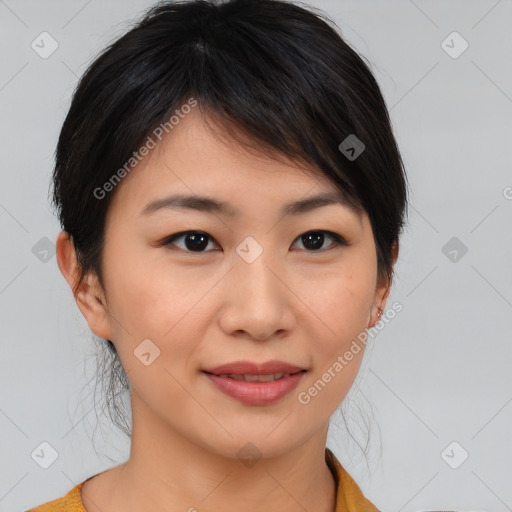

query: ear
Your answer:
[368,240,399,328]
[56,231,114,341]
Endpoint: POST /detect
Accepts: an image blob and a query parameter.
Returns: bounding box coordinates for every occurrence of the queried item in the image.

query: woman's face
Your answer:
[68,108,392,459]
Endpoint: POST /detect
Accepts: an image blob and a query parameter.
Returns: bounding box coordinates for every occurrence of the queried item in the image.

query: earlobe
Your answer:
[368,285,389,329]
[372,287,390,326]
[368,241,399,328]
[55,231,114,341]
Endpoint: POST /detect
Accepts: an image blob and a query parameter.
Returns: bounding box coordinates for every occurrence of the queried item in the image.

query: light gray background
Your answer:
[1,0,511,510]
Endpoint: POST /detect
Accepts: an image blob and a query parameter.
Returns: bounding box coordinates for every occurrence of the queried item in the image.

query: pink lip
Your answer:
[203,371,306,406]
[203,360,305,376]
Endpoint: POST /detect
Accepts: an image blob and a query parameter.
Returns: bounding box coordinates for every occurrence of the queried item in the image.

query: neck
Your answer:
[100,390,337,512]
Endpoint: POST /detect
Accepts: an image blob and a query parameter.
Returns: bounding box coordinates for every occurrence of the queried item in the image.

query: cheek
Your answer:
[101,240,207,366]
[103,237,191,324]
[303,261,375,339]
[298,255,375,404]
[295,273,371,415]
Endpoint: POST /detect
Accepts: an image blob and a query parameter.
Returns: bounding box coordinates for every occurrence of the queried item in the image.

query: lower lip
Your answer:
[203,371,306,406]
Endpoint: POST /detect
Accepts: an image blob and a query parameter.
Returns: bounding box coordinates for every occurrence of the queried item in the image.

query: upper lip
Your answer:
[203,360,306,376]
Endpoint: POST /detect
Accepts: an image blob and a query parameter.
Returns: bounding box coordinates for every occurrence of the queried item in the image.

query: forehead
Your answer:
[106,108,362,221]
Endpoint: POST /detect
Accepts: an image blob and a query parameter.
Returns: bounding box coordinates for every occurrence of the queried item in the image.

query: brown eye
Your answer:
[163,231,218,252]
[161,229,348,254]
[292,230,348,252]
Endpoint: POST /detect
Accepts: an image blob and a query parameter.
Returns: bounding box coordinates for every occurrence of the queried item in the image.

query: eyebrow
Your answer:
[141,191,361,218]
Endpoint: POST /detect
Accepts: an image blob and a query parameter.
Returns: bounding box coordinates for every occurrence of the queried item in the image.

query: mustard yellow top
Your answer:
[26,447,379,512]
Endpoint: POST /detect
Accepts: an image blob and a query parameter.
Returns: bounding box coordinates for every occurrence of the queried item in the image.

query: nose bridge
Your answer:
[218,235,293,338]
[233,236,280,303]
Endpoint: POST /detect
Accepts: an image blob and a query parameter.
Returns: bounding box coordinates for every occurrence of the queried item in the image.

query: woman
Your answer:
[28,0,408,510]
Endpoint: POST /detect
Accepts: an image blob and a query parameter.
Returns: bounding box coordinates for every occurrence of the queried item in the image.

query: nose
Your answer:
[217,248,295,341]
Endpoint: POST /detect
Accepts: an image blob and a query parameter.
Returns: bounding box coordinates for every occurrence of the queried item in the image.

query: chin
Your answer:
[193,425,311,462]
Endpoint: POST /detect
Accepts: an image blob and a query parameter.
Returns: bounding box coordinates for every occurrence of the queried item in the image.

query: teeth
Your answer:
[217,373,291,382]
[254,373,275,382]
[243,374,263,382]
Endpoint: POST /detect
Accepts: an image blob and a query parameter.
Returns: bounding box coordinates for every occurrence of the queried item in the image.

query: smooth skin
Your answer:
[56,107,397,512]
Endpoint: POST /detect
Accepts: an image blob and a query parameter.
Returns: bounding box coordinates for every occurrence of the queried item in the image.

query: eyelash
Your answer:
[160,230,349,254]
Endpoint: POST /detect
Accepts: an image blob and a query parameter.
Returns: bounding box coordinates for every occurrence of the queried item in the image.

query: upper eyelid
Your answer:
[162,229,347,250]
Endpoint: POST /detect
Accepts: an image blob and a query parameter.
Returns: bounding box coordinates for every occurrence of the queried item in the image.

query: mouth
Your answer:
[202,370,306,382]
[201,369,307,406]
